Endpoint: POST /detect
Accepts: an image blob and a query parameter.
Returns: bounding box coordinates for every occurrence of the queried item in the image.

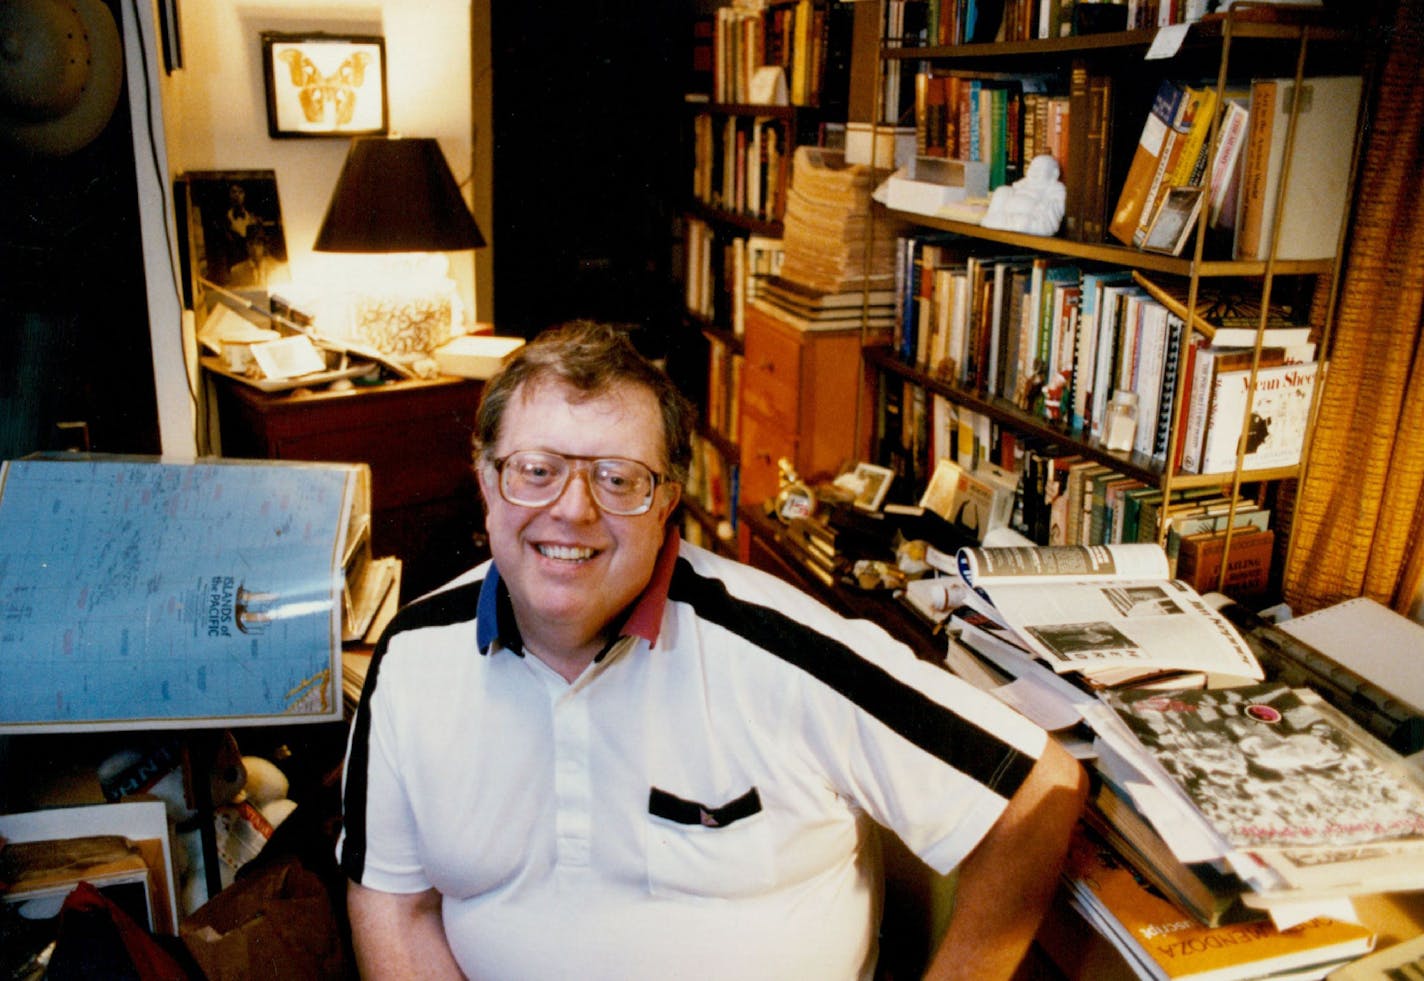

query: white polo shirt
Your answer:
[340,533,1046,980]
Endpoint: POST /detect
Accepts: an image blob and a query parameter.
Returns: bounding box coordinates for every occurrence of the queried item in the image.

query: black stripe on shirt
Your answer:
[341,579,482,883]
[666,558,1037,799]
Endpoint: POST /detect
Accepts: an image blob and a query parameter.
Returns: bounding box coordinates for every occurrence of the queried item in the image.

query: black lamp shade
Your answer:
[314,136,485,253]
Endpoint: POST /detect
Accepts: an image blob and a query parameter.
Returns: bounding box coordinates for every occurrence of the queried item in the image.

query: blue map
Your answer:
[0,456,359,731]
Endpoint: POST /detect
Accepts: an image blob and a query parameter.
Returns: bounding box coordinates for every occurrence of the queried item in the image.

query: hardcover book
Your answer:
[1175,526,1274,598]
[1234,75,1363,261]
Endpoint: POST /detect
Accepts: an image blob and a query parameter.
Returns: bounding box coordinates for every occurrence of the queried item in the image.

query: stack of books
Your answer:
[777,146,902,296]
[751,274,897,332]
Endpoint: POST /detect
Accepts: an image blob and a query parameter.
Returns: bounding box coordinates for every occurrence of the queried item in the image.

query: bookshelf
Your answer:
[675,0,854,556]
[862,6,1370,596]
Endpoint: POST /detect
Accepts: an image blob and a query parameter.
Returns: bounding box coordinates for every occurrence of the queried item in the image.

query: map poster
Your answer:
[0,455,363,732]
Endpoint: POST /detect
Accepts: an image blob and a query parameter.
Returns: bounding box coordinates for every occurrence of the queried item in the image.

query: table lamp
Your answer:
[313,135,485,363]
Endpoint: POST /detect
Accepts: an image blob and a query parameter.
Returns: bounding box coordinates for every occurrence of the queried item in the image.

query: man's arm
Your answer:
[922,738,1087,981]
[348,881,465,980]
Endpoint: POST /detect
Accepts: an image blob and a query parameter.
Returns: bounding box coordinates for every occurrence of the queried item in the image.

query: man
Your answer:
[340,321,1086,980]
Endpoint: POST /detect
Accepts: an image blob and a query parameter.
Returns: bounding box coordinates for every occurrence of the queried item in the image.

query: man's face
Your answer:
[477,379,680,649]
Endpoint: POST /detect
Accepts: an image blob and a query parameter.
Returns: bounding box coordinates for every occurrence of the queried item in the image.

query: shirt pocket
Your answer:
[645,785,776,899]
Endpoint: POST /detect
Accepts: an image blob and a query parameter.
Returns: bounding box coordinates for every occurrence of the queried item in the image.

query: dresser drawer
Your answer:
[742,312,802,420]
[738,406,797,508]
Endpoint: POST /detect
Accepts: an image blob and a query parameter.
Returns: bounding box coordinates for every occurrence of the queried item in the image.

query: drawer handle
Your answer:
[758,360,776,373]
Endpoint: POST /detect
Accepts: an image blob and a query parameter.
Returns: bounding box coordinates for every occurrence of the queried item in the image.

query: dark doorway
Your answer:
[489,2,691,360]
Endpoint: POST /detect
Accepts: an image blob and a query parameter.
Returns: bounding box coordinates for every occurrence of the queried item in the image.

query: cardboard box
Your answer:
[884,156,990,214]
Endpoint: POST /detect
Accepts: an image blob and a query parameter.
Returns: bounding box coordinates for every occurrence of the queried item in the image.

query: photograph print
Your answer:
[178,171,290,306]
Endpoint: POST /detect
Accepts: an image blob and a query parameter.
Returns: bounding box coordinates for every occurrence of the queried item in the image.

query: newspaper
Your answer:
[945,543,1264,680]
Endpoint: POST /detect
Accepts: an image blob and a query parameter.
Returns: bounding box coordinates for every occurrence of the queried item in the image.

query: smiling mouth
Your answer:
[537,544,597,562]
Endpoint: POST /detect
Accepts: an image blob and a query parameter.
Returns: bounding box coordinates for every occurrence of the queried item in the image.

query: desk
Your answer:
[737,502,948,664]
[210,373,487,600]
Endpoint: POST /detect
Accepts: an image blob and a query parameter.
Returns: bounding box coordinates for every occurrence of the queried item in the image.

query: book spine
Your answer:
[1152,314,1185,463]
[1063,61,1090,242]
[1083,72,1114,242]
[1179,347,1216,473]
[1234,79,1277,260]
[1207,99,1249,228]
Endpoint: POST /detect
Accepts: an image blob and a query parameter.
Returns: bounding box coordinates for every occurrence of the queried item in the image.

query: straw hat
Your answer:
[0,0,123,156]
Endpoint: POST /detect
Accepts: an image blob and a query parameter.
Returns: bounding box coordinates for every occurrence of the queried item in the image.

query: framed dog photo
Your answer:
[261,32,388,138]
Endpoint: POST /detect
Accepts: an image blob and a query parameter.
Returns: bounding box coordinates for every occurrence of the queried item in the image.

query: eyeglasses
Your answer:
[488,450,667,516]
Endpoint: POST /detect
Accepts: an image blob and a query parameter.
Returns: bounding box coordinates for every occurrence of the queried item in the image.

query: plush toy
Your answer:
[210,756,297,893]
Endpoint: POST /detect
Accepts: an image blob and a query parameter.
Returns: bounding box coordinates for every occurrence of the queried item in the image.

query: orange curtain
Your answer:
[1283,0,1424,614]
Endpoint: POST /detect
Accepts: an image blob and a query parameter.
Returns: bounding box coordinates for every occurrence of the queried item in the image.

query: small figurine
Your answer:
[981,154,1067,236]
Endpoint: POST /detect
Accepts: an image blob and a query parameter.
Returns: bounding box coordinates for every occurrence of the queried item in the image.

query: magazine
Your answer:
[1106,683,1424,901]
[942,544,1263,681]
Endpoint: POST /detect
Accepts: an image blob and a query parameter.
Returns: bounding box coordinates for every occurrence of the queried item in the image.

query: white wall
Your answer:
[143,0,490,453]
[162,1,477,290]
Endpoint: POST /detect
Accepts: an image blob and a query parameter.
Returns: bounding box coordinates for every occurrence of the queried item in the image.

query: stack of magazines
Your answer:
[928,543,1424,976]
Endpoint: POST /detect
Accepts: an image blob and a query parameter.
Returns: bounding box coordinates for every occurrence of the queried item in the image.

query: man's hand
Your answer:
[348,882,466,979]
[922,739,1087,981]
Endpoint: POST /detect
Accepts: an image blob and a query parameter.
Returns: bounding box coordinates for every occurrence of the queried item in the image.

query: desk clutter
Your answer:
[751,467,1424,973]
[746,455,1424,978]
[197,279,522,390]
[0,455,414,978]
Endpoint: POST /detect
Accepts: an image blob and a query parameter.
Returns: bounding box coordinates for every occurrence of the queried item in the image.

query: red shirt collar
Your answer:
[620,525,679,647]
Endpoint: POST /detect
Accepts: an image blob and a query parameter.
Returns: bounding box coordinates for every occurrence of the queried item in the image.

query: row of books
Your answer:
[685,432,739,532]
[876,385,1278,595]
[890,235,1320,475]
[705,337,744,444]
[708,0,851,109]
[1019,446,1275,590]
[692,112,790,225]
[683,218,784,336]
[913,71,1044,191]
[892,0,1212,50]
[1111,75,1362,261]
[912,64,1114,242]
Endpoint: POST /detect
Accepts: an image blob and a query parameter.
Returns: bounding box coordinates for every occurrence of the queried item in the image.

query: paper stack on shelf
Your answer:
[777,146,904,296]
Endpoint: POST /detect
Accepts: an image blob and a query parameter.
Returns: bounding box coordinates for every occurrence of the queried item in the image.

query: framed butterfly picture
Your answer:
[260,32,388,139]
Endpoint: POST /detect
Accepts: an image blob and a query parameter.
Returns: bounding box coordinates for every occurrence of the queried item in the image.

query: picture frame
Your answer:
[918,458,963,522]
[260,32,388,139]
[175,170,290,312]
[850,462,894,511]
[1142,185,1204,256]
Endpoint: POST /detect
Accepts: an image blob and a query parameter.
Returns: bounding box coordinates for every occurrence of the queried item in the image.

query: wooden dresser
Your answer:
[737,303,882,509]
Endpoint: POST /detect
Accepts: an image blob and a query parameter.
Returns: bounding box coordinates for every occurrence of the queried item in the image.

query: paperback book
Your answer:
[1065,826,1375,981]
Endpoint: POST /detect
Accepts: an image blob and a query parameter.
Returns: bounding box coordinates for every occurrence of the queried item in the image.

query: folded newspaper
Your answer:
[937,543,1264,682]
